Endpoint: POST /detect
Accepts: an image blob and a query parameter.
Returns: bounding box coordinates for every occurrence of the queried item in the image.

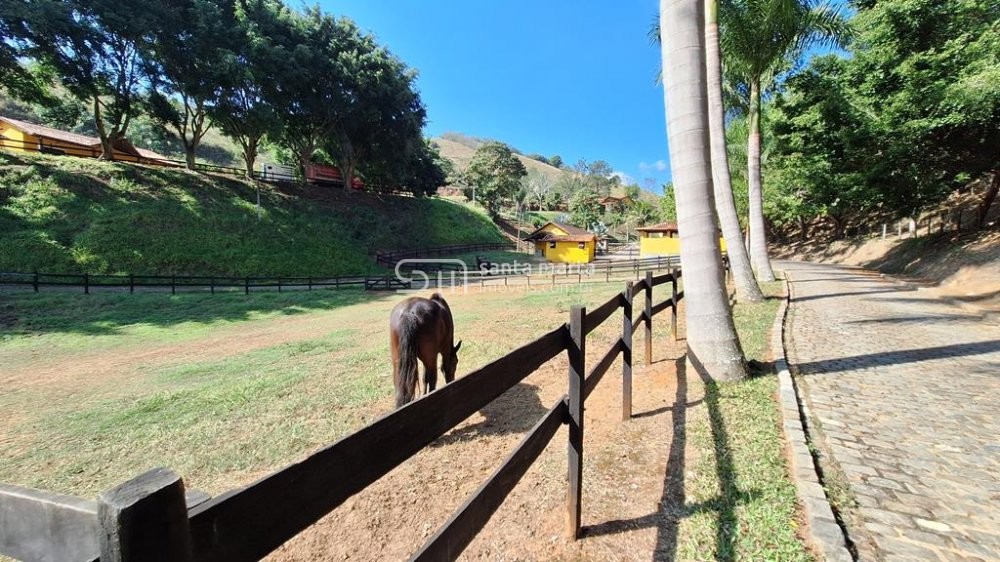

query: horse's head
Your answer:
[443,340,461,382]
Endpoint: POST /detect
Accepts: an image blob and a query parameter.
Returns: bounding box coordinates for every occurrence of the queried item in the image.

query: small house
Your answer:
[524,221,596,264]
[599,195,632,213]
[0,115,176,166]
[637,222,727,257]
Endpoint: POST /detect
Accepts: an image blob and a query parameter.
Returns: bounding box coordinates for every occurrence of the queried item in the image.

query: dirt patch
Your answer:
[266,313,693,561]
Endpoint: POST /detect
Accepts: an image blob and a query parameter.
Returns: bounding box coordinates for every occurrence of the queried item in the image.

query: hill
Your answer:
[0,152,504,276]
[432,137,570,187]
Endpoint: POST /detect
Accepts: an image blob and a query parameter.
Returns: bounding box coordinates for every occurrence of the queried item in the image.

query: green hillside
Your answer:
[0,152,504,276]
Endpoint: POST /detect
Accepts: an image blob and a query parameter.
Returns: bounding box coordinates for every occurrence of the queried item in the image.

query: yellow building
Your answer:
[524,221,596,264]
[638,222,727,257]
[0,115,176,166]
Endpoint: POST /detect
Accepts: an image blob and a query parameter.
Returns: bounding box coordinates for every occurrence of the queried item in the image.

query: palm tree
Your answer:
[649,10,763,303]
[659,0,747,381]
[705,0,764,301]
[720,0,849,281]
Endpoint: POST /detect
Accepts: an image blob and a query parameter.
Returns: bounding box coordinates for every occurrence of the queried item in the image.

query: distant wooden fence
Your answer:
[0,254,689,295]
[0,269,685,562]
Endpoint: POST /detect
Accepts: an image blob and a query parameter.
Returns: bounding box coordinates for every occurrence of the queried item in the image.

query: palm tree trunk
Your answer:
[705,0,763,303]
[747,79,776,281]
[660,0,746,382]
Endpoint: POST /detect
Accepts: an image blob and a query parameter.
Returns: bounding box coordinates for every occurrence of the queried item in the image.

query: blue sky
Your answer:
[320,0,673,192]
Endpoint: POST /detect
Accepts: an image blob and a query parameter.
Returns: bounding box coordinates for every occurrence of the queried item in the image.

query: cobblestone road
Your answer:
[781,261,1000,562]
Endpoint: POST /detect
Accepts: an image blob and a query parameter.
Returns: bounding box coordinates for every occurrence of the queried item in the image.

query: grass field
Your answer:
[0,278,807,560]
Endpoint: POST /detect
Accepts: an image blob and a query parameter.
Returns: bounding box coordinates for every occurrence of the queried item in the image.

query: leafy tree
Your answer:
[721,0,849,280]
[549,154,564,169]
[145,0,239,169]
[17,0,164,160]
[393,139,450,197]
[568,188,602,229]
[660,0,746,381]
[464,141,527,218]
[327,28,426,194]
[210,0,283,176]
[525,153,549,165]
[848,0,1000,225]
[659,182,677,222]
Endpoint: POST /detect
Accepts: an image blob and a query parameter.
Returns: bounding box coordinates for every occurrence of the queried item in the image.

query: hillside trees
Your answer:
[18,0,162,161]
[145,0,240,170]
[764,0,999,235]
[568,188,603,229]
[720,0,848,281]
[464,141,527,218]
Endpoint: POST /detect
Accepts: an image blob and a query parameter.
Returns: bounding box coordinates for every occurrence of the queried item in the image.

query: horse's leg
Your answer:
[423,355,438,395]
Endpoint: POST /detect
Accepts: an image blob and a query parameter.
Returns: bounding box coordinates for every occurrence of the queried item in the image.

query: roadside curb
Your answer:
[773,274,853,562]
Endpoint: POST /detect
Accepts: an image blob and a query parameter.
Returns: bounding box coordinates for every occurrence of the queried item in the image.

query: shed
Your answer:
[0,115,176,166]
[637,222,727,257]
[524,221,596,264]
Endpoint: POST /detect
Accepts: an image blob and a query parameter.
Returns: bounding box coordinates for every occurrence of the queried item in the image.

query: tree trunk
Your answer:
[660,0,746,382]
[93,96,116,162]
[977,172,999,228]
[798,215,809,241]
[704,0,763,303]
[241,135,260,179]
[185,146,197,170]
[747,80,775,281]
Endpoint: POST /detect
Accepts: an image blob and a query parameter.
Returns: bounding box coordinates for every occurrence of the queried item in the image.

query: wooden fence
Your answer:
[0,254,688,295]
[0,269,685,562]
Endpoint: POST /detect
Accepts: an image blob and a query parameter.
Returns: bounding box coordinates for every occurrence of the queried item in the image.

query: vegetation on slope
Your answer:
[0,152,504,276]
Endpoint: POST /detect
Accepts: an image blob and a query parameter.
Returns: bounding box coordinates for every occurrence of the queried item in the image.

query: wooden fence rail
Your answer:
[1,269,687,562]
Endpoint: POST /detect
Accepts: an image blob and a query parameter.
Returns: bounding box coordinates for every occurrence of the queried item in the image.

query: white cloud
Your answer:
[638,160,669,172]
[610,171,634,185]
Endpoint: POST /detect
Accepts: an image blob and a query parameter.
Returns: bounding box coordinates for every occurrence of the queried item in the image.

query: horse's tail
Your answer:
[395,318,419,408]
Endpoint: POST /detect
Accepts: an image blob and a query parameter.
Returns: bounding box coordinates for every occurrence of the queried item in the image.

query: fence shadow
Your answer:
[431,382,548,446]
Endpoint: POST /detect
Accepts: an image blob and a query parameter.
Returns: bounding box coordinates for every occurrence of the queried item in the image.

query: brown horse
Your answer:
[389,293,461,408]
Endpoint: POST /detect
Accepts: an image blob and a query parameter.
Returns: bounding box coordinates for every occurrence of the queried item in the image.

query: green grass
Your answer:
[0,282,626,497]
[677,281,812,561]
[0,151,504,276]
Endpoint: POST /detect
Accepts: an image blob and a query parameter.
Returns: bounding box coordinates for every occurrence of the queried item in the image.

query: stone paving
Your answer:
[780,261,1000,562]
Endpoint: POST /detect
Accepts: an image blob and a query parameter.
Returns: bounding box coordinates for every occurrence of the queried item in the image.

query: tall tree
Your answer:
[327,30,426,193]
[464,141,527,218]
[704,0,763,301]
[660,0,746,381]
[721,0,848,280]
[211,0,281,177]
[145,0,238,170]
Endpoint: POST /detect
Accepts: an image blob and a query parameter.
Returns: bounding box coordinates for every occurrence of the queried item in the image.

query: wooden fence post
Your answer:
[33,270,39,293]
[130,274,135,294]
[644,271,653,365]
[605,263,610,282]
[622,283,633,421]
[84,274,89,295]
[171,276,176,295]
[245,277,250,295]
[670,269,679,342]
[209,277,214,295]
[566,305,585,539]
[97,468,193,562]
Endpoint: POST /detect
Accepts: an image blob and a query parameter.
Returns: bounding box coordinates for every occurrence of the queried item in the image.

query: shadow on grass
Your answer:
[0,288,389,336]
[583,354,760,562]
